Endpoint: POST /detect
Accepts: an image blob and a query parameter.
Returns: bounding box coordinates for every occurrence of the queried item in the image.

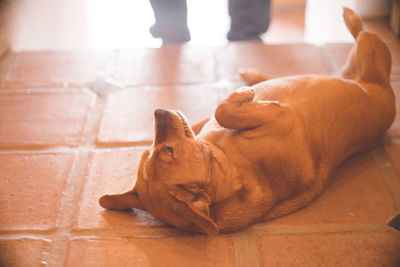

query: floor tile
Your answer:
[65,236,235,267]
[216,43,330,82]
[111,46,216,86]
[0,89,95,148]
[261,153,396,226]
[257,230,400,266]
[97,85,230,144]
[0,152,76,230]
[75,148,165,230]
[0,238,50,267]
[0,51,114,89]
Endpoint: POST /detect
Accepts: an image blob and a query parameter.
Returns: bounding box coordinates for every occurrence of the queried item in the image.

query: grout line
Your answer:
[0,147,79,153]
[39,239,53,267]
[82,96,105,148]
[373,147,400,210]
[0,229,66,238]
[95,141,153,149]
[250,222,392,234]
[39,151,91,266]
[231,231,260,267]
[41,230,71,267]
[0,228,74,266]
[70,228,188,239]
[103,79,240,88]
[0,143,151,153]
[0,87,92,93]
[56,152,90,229]
[0,222,392,240]
[0,145,82,152]
[40,92,105,266]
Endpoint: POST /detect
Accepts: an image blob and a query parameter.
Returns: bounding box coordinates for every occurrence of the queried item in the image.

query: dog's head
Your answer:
[101,109,219,235]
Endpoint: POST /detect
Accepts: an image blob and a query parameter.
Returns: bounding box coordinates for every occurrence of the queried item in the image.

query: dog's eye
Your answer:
[163,146,174,156]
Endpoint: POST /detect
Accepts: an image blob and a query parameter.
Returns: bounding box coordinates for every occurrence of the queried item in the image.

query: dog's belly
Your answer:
[253,75,395,162]
[201,74,394,201]
[202,121,317,202]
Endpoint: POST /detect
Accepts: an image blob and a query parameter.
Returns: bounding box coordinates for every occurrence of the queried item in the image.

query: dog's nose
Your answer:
[154,109,178,145]
[154,108,166,117]
[153,108,194,144]
[154,108,174,119]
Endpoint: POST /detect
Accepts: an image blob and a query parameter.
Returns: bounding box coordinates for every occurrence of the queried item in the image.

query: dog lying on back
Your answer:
[99,8,395,235]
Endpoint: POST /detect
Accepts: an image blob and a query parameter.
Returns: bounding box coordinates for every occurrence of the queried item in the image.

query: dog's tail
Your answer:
[341,7,392,88]
[343,7,363,39]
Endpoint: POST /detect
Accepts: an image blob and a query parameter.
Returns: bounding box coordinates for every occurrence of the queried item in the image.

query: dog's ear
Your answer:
[99,189,146,211]
[170,186,219,236]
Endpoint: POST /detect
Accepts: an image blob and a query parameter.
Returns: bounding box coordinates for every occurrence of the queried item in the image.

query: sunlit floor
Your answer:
[3,0,311,51]
[3,0,363,51]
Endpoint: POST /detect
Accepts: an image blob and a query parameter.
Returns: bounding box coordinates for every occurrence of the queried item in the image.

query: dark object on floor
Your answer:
[388,213,400,231]
[149,0,191,44]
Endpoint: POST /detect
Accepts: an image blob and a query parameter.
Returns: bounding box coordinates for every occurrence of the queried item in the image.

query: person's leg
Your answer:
[149,0,191,44]
[227,0,271,41]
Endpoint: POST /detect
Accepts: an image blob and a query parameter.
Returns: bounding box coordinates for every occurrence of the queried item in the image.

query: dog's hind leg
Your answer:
[192,118,211,135]
[341,8,392,88]
[215,87,292,131]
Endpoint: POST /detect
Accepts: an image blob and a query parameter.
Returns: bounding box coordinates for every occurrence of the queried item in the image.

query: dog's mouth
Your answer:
[175,110,193,138]
[154,109,187,127]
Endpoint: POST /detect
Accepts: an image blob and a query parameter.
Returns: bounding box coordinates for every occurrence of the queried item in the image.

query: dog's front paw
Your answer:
[227,86,255,104]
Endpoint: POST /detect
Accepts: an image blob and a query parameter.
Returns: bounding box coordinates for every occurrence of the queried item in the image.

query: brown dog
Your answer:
[99,8,395,236]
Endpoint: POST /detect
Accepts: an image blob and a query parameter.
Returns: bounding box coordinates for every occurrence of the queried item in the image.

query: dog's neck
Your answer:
[202,140,243,203]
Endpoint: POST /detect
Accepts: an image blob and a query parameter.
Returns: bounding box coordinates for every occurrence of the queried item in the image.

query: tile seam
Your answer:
[231,231,260,267]
[251,222,391,234]
[372,147,400,209]
[48,151,90,267]
[55,152,90,229]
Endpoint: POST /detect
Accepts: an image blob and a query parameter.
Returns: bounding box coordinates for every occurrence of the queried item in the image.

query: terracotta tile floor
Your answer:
[1,19,400,266]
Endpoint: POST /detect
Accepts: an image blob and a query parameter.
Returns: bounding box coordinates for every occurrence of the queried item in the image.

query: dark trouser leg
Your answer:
[227,0,271,41]
[149,0,191,44]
